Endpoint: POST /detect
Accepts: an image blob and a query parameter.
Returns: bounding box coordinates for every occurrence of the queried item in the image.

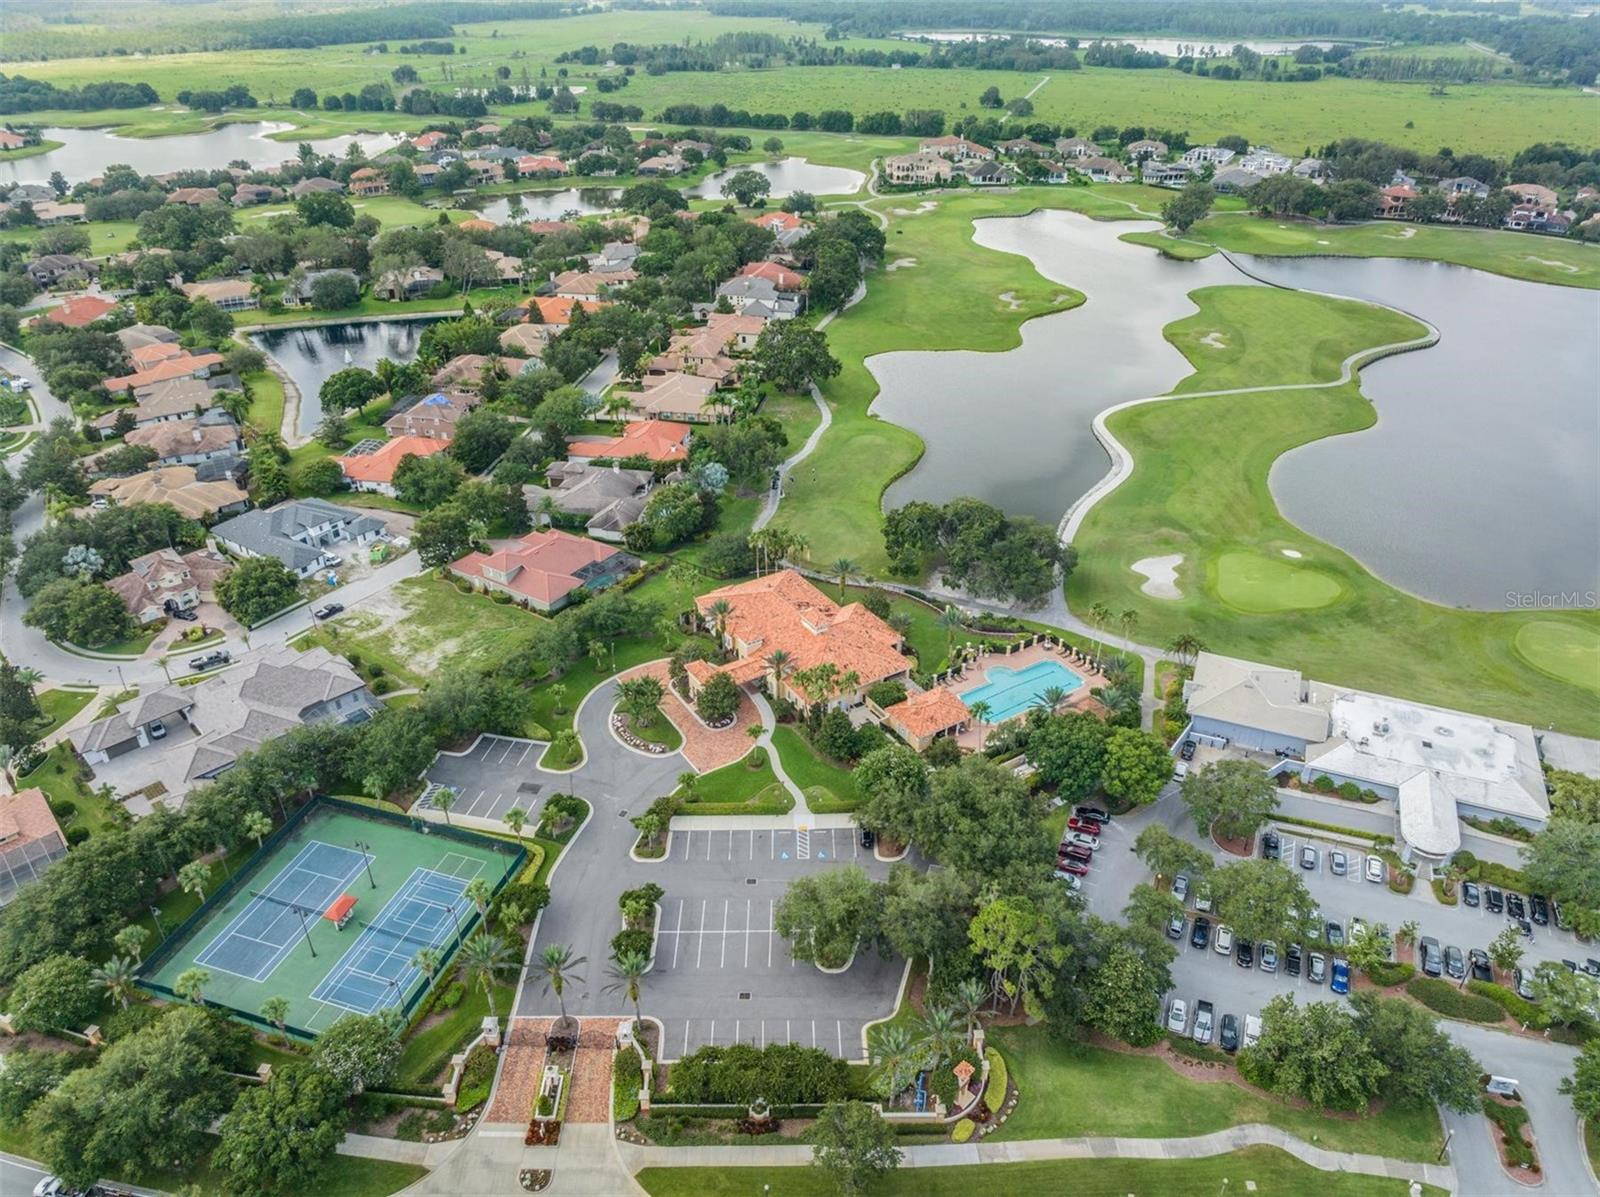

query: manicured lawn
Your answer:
[60,624,161,658]
[242,368,285,437]
[1119,227,1218,260]
[17,743,111,834]
[771,725,859,812]
[0,138,65,161]
[0,219,140,256]
[680,753,793,816]
[625,710,683,752]
[34,687,96,735]
[1189,213,1600,290]
[395,977,518,1087]
[990,1026,1443,1163]
[1068,283,1600,734]
[540,735,584,770]
[636,1148,1448,1196]
[1586,1118,1599,1176]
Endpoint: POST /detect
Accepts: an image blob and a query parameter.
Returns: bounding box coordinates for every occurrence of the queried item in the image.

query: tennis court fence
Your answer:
[136,796,524,1039]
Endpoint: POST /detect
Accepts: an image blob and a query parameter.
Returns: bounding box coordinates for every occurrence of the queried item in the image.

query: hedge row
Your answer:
[1405,977,1504,1023]
[614,1046,643,1122]
[1467,980,1548,1029]
[1365,961,1416,987]
[665,1043,850,1106]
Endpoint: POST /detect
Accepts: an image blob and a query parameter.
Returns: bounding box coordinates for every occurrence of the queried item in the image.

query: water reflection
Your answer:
[251,318,443,436]
[686,157,866,200]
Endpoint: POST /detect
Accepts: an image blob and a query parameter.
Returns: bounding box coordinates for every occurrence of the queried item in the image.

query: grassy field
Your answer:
[242,368,284,436]
[990,1026,1443,1162]
[1067,284,1600,733]
[680,753,793,816]
[636,1149,1447,1197]
[34,687,95,735]
[771,725,860,812]
[0,218,139,257]
[1189,213,1600,289]
[0,138,65,162]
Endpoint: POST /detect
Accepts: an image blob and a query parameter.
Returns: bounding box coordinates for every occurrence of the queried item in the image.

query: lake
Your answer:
[471,187,622,223]
[0,123,404,187]
[251,318,444,437]
[685,157,866,200]
[869,207,1599,611]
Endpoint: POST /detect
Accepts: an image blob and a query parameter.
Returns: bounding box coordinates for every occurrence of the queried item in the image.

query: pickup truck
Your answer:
[1243,1013,1262,1049]
[1192,999,1215,1045]
[189,649,232,671]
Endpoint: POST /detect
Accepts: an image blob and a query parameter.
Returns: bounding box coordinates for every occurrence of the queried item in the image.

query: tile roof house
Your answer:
[516,154,568,176]
[617,372,722,422]
[125,417,243,465]
[348,166,388,196]
[1073,156,1133,183]
[499,323,552,356]
[89,376,225,436]
[31,201,87,225]
[1055,137,1099,158]
[523,460,664,541]
[0,789,67,907]
[375,265,445,301]
[282,267,360,307]
[637,153,687,176]
[1143,160,1194,188]
[883,688,970,751]
[115,323,181,352]
[1439,176,1491,200]
[411,131,451,151]
[1125,138,1169,161]
[1378,185,1417,217]
[70,645,377,810]
[430,354,531,390]
[919,135,995,162]
[180,278,258,312]
[129,341,188,370]
[1211,166,1264,194]
[101,351,225,395]
[1182,146,1236,166]
[714,275,801,319]
[701,311,768,352]
[89,466,248,521]
[167,187,221,206]
[566,418,692,463]
[33,294,119,328]
[449,528,638,613]
[548,269,632,299]
[383,389,479,440]
[1505,182,1559,208]
[998,137,1053,156]
[514,295,605,325]
[334,435,451,496]
[688,570,911,708]
[107,547,232,623]
[212,498,387,577]
[291,176,345,198]
[883,151,954,187]
[736,260,806,292]
[232,183,285,207]
[750,210,811,248]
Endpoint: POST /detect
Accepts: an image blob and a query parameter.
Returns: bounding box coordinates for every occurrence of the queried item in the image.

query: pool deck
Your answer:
[943,642,1109,750]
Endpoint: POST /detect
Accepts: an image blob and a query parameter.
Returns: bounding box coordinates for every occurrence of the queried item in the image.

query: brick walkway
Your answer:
[618,660,760,773]
[566,1017,623,1124]
[484,1016,551,1124]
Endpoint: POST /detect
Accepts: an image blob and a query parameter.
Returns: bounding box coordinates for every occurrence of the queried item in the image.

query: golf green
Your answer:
[1214,551,1345,613]
[1514,621,1600,694]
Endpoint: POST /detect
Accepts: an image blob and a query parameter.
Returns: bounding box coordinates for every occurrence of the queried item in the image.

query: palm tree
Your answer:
[465,877,493,919]
[1119,608,1139,654]
[412,947,442,985]
[458,933,518,1022]
[178,860,211,904]
[1088,602,1112,669]
[766,648,792,693]
[604,949,649,1033]
[260,995,290,1036]
[539,944,587,1021]
[550,683,569,715]
[968,700,992,747]
[677,771,699,800]
[433,789,456,826]
[868,1022,919,1101]
[953,975,988,1036]
[91,955,138,1009]
[1166,633,1205,669]
[832,557,855,597]
[243,810,273,849]
[939,605,965,664]
[1100,655,1130,687]
[914,1004,966,1066]
[113,923,150,963]
[14,667,42,687]
[504,806,528,848]
[174,967,211,1005]
[708,598,733,643]
[1037,684,1068,714]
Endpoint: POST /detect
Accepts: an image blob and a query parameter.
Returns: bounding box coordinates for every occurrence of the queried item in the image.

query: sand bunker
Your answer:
[889,200,939,216]
[885,257,918,272]
[1132,554,1184,600]
[1386,226,1417,240]
[1281,549,1304,559]
[1317,239,1331,245]
[1199,331,1228,349]
[998,291,1023,310]
[1526,256,1580,274]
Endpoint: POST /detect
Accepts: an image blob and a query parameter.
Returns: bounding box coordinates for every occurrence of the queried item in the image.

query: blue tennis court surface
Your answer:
[310,867,477,1015]
[195,841,367,982]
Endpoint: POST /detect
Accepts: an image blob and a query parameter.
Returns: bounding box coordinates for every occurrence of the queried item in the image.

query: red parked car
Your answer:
[1067,816,1103,834]
[1057,857,1090,876]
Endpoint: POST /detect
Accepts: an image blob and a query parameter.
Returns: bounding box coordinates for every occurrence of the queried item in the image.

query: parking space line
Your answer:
[720,900,729,968]
[768,900,774,967]
[705,832,712,861]
[760,1021,766,1048]
[670,899,684,968]
[785,1019,791,1045]
[515,742,532,767]
[696,900,707,967]
[683,1022,690,1056]
[708,1019,715,1046]
[734,1019,740,1045]
[748,829,755,860]
[837,1022,844,1056]
[810,1020,817,1047]
[744,898,752,968]
[770,832,776,860]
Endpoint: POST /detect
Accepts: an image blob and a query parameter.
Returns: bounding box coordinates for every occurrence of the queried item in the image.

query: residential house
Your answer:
[617,372,722,422]
[750,209,811,249]
[883,152,954,187]
[919,135,995,163]
[1125,138,1169,162]
[125,418,243,466]
[26,254,98,288]
[1377,185,1417,218]
[0,130,33,151]
[523,460,662,541]
[1074,156,1133,183]
[88,377,224,437]
[232,183,284,206]
[592,241,641,272]
[1182,651,1550,862]
[107,547,231,624]
[181,279,258,312]
[32,201,87,225]
[686,569,911,709]
[115,323,180,353]
[1211,166,1263,194]
[291,176,345,199]
[1182,146,1236,166]
[484,248,526,284]
[524,220,578,240]
[6,183,54,204]
[70,645,378,810]
[32,294,118,328]
[212,498,386,577]
[167,187,221,206]
[1054,137,1098,159]
[499,323,552,356]
[383,389,479,440]
[0,789,67,907]
[1504,183,1558,208]
[89,466,248,521]
[882,688,970,751]
[1391,169,1417,188]
[411,131,451,152]
[101,351,225,396]
[282,267,361,307]
[464,159,504,185]
[997,137,1052,157]
[1041,162,1072,184]
[457,218,497,234]
[566,418,692,463]
[1292,157,1327,182]
[963,161,1015,186]
[714,275,801,319]
[348,167,388,196]
[702,310,768,352]
[1440,176,1491,200]
[1239,150,1292,176]
[636,153,687,176]
[516,155,568,177]
[412,162,442,186]
[449,528,638,613]
[430,354,530,390]
[127,341,187,372]
[736,260,805,292]
[513,295,604,326]
[1142,161,1194,188]
[333,435,451,497]
[375,265,445,301]
[548,269,631,299]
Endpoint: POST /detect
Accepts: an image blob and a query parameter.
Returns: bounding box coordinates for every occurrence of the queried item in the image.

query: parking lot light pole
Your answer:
[1436,1127,1453,1162]
[355,839,377,889]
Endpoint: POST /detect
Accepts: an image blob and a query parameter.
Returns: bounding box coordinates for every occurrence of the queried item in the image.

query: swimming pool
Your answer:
[958,659,1085,724]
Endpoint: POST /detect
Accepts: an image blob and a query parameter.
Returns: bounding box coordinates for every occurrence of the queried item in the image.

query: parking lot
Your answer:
[420,734,552,821]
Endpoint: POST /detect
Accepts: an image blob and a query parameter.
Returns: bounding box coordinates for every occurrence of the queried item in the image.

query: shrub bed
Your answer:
[1365,961,1416,987]
[984,1048,1008,1108]
[1467,981,1549,1029]
[455,1042,498,1113]
[951,1117,976,1143]
[665,1043,850,1106]
[1405,977,1504,1022]
[1166,1034,1230,1064]
[1484,1098,1538,1171]
[614,1046,643,1122]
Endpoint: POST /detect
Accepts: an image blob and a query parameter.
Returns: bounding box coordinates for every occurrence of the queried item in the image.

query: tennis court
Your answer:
[142,801,522,1036]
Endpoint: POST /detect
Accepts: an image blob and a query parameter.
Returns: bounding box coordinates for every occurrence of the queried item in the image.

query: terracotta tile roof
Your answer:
[752,211,809,232]
[88,466,246,519]
[450,528,623,606]
[335,435,450,485]
[430,354,531,388]
[885,688,969,738]
[458,218,496,232]
[516,155,567,174]
[624,372,719,419]
[37,295,119,328]
[130,341,187,369]
[737,260,806,291]
[567,419,691,463]
[102,352,223,394]
[695,570,907,693]
[0,788,62,846]
[125,419,241,459]
[519,295,605,325]
[525,220,579,235]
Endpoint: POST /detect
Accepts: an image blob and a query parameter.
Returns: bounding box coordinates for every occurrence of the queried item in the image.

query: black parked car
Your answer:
[860,827,875,850]
[1469,949,1493,983]
[1285,943,1303,977]
[1219,1013,1240,1053]
[1180,739,1197,761]
[1236,938,1255,968]
[1486,886,1505,914]
[1507,893,1527,920]
[1530,895,1550,926]
[314,603,344,620]
[1420,936,1442,978]
[170,607,198,622]
[1074,805,1111,824]
[1191,916,1211,950]
[1261,832,1280,861]
[1444,945,1465,981]
[1462,881,1481,908]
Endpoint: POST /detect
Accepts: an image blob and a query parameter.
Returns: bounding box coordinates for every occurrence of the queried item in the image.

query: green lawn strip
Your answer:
[0,219,140,256]
[34,687,96,736]
[0,138,65,161]
[17,742,108,834]
[770,725,859,811]
[242,367,285,437]
[1586,1118,1599,1176]
[680,754,793,816]
[395,978,518,1087]
[58,624,162,658]
[991,1026,1442,1162]
[1068,282,1600,733]
[636,1148,1447,1197]
[1119,227,1219,259]
[626,711,683,751]
[1191,213,1600,290]
[539,736,583,770]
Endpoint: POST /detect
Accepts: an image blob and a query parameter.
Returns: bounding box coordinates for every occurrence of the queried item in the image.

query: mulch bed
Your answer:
[1209,821,1254,857]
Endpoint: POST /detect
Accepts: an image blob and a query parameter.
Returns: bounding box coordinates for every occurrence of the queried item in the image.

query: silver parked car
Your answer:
[1166,997,1189,1035]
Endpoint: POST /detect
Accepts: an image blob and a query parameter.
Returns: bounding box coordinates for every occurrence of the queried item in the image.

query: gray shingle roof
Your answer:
[212,500,384,571]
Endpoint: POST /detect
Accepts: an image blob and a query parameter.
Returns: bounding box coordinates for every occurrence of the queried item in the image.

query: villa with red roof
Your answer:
[333,435,451,497]
[752,211,809,235]
[101,351,225,396]
[0,788,67,904]
[737,260,806,292]
[567,419,692,463]
[449,528,639,613]
[687,570,911,708]
[33,294,121,329]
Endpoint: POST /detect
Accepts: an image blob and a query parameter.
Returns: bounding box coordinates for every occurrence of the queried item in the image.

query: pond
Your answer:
[0,122,404,187]
[470,187,622,223]
[871,208,1248,527]
[685,157,866,200]
[251,318,444,437]
[1246,255,1600,611]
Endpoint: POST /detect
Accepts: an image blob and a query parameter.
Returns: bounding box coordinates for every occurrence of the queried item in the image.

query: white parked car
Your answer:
[1066,831,1099,850]
[1193,1000,1215,1044]
[1243,1014,1262,1049]
[1213,925,1234,956]
[1165,997,1188,1035]
[1365,855,1386,883]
